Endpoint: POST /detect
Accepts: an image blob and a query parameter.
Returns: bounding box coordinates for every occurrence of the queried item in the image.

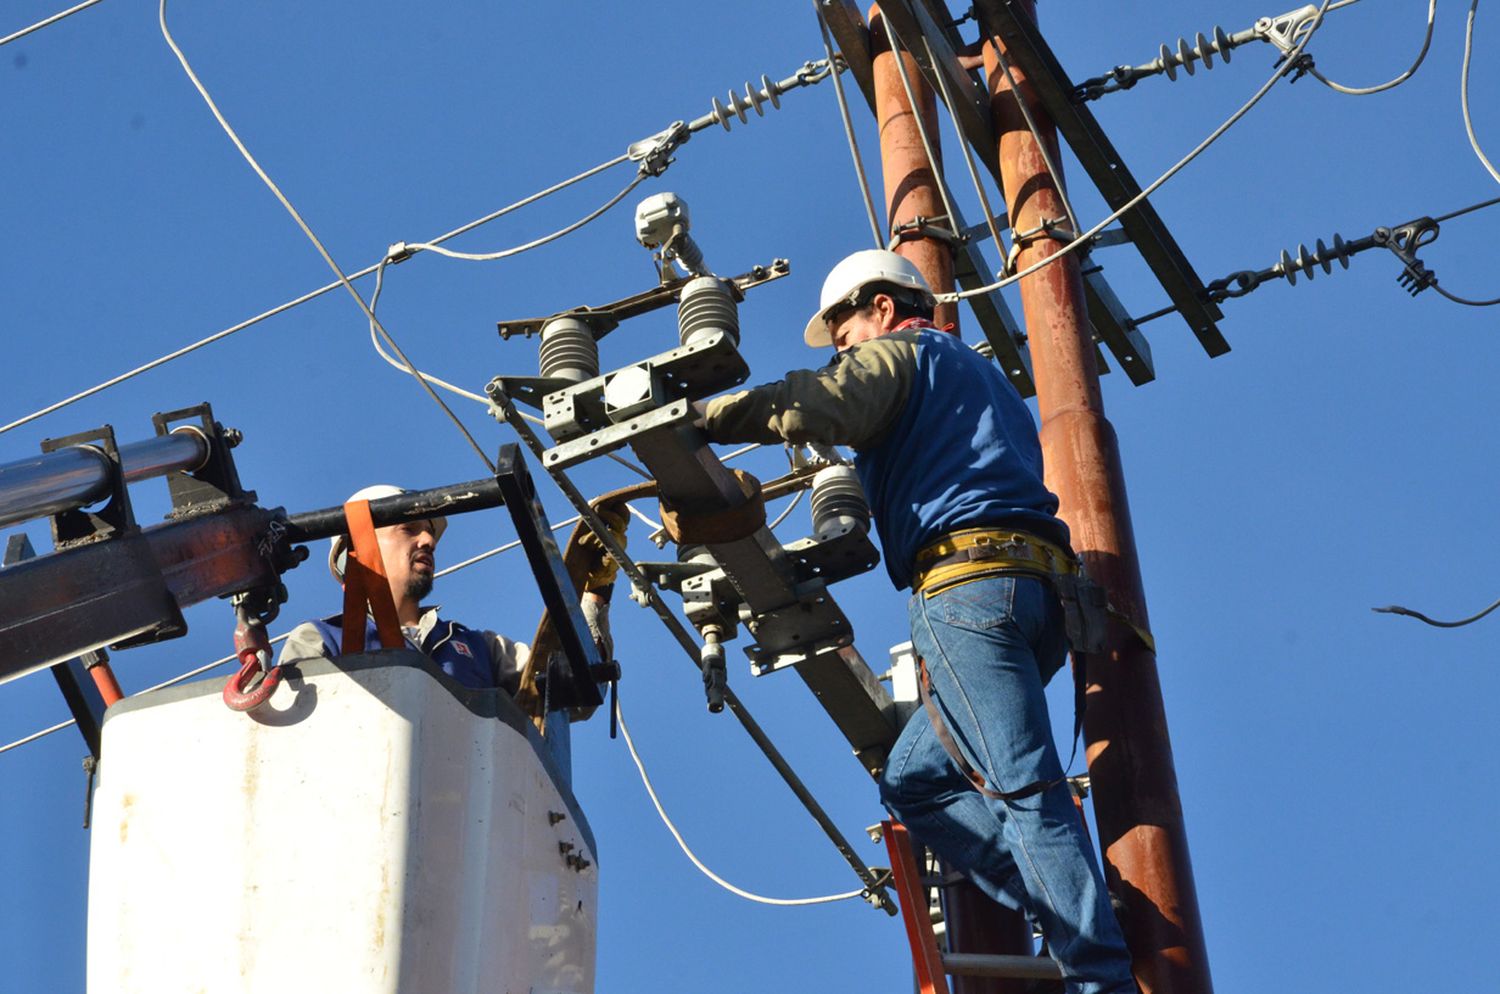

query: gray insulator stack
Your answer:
[677,277,739,349]
[538,316,600,383]
[810,466,870,540]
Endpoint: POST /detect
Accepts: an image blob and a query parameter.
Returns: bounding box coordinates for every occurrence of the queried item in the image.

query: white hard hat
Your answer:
[803,249,935,347]
[327,484,447,583]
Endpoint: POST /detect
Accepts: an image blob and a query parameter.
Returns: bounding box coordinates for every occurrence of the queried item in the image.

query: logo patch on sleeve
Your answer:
[452,640,473,658]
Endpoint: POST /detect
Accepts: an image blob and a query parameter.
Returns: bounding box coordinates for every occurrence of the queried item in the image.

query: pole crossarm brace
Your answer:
[973,0,1229,357]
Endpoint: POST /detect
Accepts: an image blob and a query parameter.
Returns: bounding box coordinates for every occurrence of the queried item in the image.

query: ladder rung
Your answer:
[943,952,1063,980]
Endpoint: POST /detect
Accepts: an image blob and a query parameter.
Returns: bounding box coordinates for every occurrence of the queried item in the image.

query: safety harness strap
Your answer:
[340,498,403,655]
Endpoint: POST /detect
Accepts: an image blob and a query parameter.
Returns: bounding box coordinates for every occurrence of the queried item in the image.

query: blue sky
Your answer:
[1,1,1496,991]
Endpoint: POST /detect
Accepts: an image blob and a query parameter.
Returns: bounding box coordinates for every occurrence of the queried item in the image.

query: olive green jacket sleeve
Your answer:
[702,329,920,448]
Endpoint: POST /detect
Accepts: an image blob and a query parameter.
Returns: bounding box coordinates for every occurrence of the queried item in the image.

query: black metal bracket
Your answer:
[496,258,790,342]
[3,534,108,758]
[152,402,253,516]
[491,444,604,711]
[39,425,136,549]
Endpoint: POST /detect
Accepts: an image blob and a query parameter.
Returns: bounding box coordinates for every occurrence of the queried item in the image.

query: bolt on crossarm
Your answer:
[979,2,1213,991]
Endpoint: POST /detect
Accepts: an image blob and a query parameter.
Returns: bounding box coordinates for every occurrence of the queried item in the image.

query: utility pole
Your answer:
[982,3,1214,992]
[869,6,1030,992]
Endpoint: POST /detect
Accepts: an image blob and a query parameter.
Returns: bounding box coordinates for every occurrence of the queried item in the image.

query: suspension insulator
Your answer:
[810,466,870,541]
[538,316,600,383]
[677,277,739,349]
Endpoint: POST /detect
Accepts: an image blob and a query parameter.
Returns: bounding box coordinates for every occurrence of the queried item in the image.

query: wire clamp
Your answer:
[1377,218,1441,296]
[628,121,690,178]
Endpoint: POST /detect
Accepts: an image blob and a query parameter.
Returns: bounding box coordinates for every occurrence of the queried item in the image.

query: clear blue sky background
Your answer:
[1,2,1496,991]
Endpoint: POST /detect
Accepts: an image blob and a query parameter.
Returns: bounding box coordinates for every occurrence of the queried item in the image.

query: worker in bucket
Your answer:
[277,484,618,696]
[699,250,1136,994]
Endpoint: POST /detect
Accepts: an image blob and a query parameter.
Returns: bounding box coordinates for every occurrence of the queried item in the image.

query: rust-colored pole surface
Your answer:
[869,5,958,331]
[983,7,1214,993]
[870,8,1031,990]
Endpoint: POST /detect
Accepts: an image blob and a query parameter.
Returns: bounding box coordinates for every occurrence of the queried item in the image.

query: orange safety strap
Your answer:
[340,498,404,655]
[881,819,950,994]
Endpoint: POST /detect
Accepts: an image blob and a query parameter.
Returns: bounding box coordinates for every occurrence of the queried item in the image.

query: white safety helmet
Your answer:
[327,484,448,583]
[803,249,936,347]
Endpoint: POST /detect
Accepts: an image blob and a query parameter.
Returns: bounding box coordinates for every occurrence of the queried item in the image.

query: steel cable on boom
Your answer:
[936,0,1336,305]
[1462,0,1500,186]
[1307,0,1436,96]
[0,0,103,47]
[814,1,885,249]
[159,0,496,472]
[615,698,877,906]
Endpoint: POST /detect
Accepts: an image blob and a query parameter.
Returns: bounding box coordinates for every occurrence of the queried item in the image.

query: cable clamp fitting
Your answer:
[1256,4,1322,80]
[886,215,960,251]
[1376,217,1441,296]
[384,241,417,265]
[628,121,690,178]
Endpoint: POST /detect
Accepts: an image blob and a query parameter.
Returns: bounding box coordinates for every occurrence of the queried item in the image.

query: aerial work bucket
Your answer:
[86,651,597,994]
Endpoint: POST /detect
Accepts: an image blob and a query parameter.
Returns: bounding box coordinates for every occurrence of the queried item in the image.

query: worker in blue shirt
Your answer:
[701,250,1136,994]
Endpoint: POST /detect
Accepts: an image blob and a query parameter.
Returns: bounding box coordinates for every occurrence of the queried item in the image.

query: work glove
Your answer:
[581,590,613,664]
[579,506,629,592]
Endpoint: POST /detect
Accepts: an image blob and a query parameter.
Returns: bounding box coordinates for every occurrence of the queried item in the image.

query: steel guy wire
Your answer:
[814,1,885,249]
[1307,0,1435,95]
[922,36,1012,275]
[159,0,496,472]
[1463,0,1500,186]
[615,697,875,907]
[936,0,1335,305]
[987,40,1081,249]
[0,0,103,47]
[878,15,966,247]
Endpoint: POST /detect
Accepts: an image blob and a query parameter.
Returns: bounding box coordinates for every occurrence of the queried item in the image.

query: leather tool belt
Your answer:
[911,527,1110,655]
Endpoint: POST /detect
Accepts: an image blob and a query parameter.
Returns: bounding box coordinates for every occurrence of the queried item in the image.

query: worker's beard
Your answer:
[405,574,434,603]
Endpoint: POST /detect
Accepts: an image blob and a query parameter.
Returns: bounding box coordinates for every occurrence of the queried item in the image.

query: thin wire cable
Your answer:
[815,1,884,249]
[0,0,103,47]
[879,16,965,246]
[988,41,1080,241]
[939,0,1334,303]
[1431,282,1500,307]
[0,149,630,441]
[923,36,1011,267]
[1435,193,1500,224]
[160,0,495,472]
[365,257,655,481]
[1373,594,1500,628]
[616,697,872,906]
[1308,0,1435,95]
[1463,0,1500,186]
[405,175,645,262]
[767,489,804,530]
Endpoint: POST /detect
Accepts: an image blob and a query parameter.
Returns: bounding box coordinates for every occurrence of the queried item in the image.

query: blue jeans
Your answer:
[878,575,1137,994]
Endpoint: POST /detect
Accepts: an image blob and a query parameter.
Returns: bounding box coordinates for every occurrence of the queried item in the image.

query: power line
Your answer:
[937,0,1336,304]
[159,0,497,473]
[814,1,884,249]
[0,0,103,48]
[878,15,966,244]
[1308,0,1436,95]
[1462,0,1500,186]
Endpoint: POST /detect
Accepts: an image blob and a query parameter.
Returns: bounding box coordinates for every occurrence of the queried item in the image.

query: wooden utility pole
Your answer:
[982,3,1214,992]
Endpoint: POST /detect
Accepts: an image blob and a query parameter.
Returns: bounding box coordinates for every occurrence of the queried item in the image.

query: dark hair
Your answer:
[856,281,934,322]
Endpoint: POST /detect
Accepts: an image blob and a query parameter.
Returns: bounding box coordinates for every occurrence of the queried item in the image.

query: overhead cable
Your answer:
[0,0,103,48]
[1308,0,1436,95]
[1462,0,1500,186]
[987,40,1081,245]
[877,15,966,246]
[1374,594,1500,628]
[617,699,877,907]
[814,1,885,249]
[936,0,1335,304]
[159,0,496,472]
